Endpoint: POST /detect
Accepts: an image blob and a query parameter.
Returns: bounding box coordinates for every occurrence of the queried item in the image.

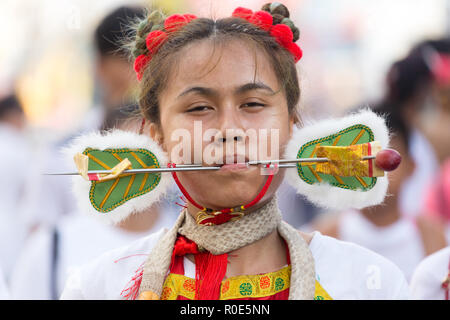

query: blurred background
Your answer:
[0,0,449,299]
[1,0,448,132]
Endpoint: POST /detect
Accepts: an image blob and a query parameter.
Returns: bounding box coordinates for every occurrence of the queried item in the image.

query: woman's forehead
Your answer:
[165,38,280,96]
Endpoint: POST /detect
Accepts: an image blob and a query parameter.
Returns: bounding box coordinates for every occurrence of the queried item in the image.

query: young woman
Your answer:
[61,3,409,300]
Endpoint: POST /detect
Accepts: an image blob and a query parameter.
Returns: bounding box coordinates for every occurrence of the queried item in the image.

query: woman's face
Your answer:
[154,38,294,211]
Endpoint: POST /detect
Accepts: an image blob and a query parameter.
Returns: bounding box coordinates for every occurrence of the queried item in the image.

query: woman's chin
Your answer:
[177,167,272,209]
[191,184,262,210]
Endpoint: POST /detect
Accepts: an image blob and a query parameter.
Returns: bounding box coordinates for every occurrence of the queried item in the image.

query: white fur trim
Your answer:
[284,109,390,210]
[62,129,173,225]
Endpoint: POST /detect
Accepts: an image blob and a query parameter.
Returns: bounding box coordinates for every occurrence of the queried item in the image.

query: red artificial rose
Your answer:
[183,13,197,23]
[164,14,188,32]
[231,7,253,21]
[145,30,168,54]
[270,24,293,48]
[249,11,273,31]
[287,43,303,63]
[134,54,151,81]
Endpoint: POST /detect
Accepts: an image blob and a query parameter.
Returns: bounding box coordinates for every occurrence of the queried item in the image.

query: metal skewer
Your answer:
[247,155,375,165]
[43,156,376,176]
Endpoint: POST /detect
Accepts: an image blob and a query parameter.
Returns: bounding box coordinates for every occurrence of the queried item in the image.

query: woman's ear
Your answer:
[149,122,166,151]
[288,114,295,138]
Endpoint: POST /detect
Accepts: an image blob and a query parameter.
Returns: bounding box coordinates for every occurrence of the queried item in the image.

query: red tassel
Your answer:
[120,262,145,300]
[195,252,228,300]
[170,235,228,300]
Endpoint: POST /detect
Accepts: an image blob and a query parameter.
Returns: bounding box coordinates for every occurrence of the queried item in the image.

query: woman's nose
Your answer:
[216,135,243,143]
[216,105,245,143]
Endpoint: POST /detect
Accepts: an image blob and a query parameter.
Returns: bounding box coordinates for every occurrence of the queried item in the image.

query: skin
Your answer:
[96,55,137,110]
[149,38,310,277]
[418,83,450,164]
[0,109,26,130]
[401,82,450,165]
[154,39,294,211]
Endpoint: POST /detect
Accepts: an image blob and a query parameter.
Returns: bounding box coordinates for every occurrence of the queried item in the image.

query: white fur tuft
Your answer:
[62,129,173,225]
[284,109,390,210]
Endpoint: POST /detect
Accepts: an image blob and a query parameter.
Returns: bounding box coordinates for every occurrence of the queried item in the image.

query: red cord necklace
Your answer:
[167,162,277,225]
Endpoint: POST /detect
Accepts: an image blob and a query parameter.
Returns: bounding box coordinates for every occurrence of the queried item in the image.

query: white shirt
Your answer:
[410,246,450,300]
[0,267,9,299]
[9,207,177,300]
[60,230,409,300]
[338,210,425,282]
[400,129,439,218]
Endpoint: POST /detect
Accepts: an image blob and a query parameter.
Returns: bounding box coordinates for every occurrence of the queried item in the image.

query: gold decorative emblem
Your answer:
[195,209,245,225]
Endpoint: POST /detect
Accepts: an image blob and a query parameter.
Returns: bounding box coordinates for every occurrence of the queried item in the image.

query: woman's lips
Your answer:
[219,162,249,172]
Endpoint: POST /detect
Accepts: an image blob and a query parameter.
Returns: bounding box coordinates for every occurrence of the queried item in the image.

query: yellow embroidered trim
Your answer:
[99,177,119,209]
[296,124,377,191]
[160,265,332,300]
[316,144,369,177]
[314,281,333,300]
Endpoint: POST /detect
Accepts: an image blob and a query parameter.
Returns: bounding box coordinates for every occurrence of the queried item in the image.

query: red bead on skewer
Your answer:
[375,149,402,172]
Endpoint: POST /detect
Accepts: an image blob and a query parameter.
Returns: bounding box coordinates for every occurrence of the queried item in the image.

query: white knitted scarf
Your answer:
[138,196,316,299]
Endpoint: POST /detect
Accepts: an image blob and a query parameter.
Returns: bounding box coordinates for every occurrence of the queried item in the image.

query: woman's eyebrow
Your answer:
[235,82,275,95]
[176,82,275,99]
[177,86,216,99]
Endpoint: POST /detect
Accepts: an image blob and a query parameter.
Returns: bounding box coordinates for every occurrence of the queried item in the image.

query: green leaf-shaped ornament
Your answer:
[296,124,376,191]
[82,147,161,213]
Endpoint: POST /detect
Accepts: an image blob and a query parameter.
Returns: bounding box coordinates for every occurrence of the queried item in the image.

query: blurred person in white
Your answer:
[8,6,179,300]
[0,267,9,299]
[20,5,153,230]
[384,39,450,219]
[312,104,447,281]
[420,52,450,244]
[423,159,450,243]
[410,246,449,300]
[0,93,31,282]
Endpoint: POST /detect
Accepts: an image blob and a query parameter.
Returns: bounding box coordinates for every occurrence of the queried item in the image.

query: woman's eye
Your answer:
[241,102,266,108]
[186,106,212,113]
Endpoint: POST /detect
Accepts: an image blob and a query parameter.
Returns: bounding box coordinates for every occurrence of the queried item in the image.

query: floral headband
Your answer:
[134,7,303,81]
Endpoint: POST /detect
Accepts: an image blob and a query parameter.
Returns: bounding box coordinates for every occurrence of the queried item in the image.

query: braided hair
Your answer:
[261,2,300,41]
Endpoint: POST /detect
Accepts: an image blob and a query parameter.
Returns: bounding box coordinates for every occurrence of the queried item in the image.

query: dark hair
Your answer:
[385,38,450,108]
[0,94,23,120]
[94,6,146,58]
[130,3,302,128]
[371,102,411,150]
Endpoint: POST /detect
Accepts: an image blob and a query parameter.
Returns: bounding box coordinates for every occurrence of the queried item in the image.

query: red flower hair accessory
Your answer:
[431,53,450,87]
[164,13,197,33]
[134,54,151,81]
[134,13,198,81]
[145,30,168,54]
[287,42,303,63]
[270,24,293,47]
[232,6,303,63]
[248,10,273,31]
[231,7,253,20]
